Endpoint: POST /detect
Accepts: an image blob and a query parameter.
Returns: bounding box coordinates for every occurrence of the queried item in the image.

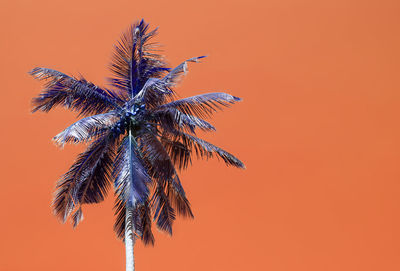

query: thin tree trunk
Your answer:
[125,205,136,271]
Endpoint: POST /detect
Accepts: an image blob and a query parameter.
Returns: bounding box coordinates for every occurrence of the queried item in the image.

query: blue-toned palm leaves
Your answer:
[30,19,245,246]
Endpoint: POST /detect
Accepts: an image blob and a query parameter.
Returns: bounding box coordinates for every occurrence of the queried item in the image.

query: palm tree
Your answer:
[30,19,245,271]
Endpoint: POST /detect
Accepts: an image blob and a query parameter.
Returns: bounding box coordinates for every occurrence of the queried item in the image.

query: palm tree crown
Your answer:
[30,19,244,254]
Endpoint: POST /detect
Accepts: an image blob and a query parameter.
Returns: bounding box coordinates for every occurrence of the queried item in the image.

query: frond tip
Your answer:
[162,56,207,87]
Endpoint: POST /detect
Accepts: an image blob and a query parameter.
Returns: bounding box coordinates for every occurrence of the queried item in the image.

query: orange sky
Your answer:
[1,0,400,270]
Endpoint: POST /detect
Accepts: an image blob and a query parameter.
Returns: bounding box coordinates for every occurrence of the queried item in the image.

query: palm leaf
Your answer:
[132,56,205,108]
[138,130,193,224]
[53,112,120,147]
[135,201,155,245]
[108,19,168,97]
[30,68,122,116]
[113,199,155,245]
[52,134,115,223]
[152,107,216,134]
[150,184,176,235]
[160,135,192,170]
[133,77,174,109]
[137,131,176,180]
[113,134,151,206]
[113,198,127,239]
[73,140,115,205]
[162,56,206,87]
[164,131,245,169]
[157,92,241,118]
[166,175,193,218]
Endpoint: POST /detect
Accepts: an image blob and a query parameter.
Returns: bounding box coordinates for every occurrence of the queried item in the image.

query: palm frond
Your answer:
[72,207,83,228]
[135,201,155,245]
[108,19,168,97]
[151,185,176,235]
[152,107,216,134]
[52,134,115,223]
[113,134,151,206]
[138,130,193,221]
[30,67,122,116]
[73,140,114,205]
[167,175,193,218]
[160,135,192,170]
[53,112,120,147]
[162,56,206,87]
[164,131,245,169]
[132,56,205,108]
[113,198,126,239]
[137,131,176,180]
[156,92,241,119]
[133,77,174,109]
[113,199,155,245]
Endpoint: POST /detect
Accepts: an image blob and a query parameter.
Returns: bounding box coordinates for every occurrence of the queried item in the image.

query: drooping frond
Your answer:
[52,134,116,224]
[30,67,122,116]
[112,133,153,242]
[114,198,126,239]
[157,92,241,119]
[137,130,193,226]
[149,176,193,234]
[164,131,245,169]
[148,106,243,169]
[166,175,193,218]
[73,140,114,205]
[114,198,155,244]
[113,134,151,206]
[114,199,155,245]
[137,130,193,227]
[109,19,168,97]
[160,135,192,170]
[53,112,120,147]
[135,201,155,245]
[151,184,176,235]
[137,131,176,180]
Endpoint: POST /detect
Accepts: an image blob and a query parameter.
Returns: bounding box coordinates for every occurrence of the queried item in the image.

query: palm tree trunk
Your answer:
[125,205,136,271]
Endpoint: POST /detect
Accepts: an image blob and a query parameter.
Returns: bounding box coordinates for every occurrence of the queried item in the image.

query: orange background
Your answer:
[1,0,400,270]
